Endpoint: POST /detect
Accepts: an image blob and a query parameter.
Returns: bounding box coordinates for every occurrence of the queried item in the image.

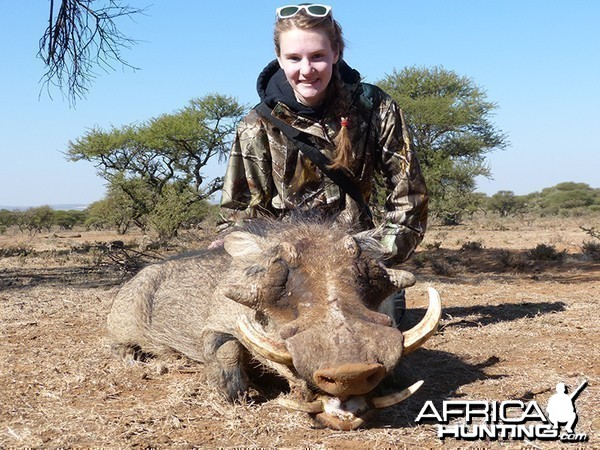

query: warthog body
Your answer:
[107,218,441,430]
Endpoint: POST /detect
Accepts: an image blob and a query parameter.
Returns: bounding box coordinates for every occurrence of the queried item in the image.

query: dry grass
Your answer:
[1,216,599,448]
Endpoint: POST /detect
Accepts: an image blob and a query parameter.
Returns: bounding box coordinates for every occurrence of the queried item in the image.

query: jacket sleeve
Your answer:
[220,112,274,222]
[376,97,429,263]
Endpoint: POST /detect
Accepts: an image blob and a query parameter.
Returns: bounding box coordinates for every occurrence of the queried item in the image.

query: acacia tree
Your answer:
[68,93,246,239]
[39,0,144,104]
[13,206,55,235]
[377,66,508,224]
[85,180,140,233]
[487,190,526,217]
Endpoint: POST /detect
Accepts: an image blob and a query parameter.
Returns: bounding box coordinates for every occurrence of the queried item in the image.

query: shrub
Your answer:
[581,241,600,261]
[431,259,454,276]
[528,244,565,262]
[460,240,483,252]
[411,253,427,269]
[498,249,528,271]
[424,241,443,250]
[0,244,33,257]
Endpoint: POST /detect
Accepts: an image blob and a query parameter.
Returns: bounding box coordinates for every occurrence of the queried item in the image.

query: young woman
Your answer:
[219,4,428,321]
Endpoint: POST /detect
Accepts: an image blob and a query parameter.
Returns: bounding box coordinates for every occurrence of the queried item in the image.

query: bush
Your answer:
[581,241,600,261]
[536,182,600,216]
[498,250,528,271]
[147,184,215,241]
[424,241,443,250]
[528,244,565,262]
[460,241,484,252]
[430,259,454,276]
[0,244,33,257]
[485,183,600,217]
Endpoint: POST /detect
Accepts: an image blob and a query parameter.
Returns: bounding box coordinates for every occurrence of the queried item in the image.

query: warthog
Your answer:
[107,217,441,430]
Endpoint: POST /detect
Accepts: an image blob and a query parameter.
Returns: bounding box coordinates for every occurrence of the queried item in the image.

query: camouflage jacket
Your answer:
[220,75,428,263]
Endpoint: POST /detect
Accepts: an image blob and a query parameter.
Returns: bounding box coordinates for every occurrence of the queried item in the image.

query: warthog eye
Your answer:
[245,265,265,276]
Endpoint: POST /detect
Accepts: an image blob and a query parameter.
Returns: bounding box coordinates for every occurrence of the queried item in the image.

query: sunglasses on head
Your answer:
[276,4,332,20]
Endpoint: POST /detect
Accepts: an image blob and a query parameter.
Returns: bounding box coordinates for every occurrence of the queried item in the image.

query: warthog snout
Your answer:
[313,363,387,397]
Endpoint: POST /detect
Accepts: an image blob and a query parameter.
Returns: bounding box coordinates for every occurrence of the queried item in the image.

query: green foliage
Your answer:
[508,182,600,217]
[487,191,527,217]
[53,210,87,230]
[146,182,214,242]
[0,209,15,234]
[69,93,246,239]
[377,66,508,224]
[14,206,55,235]
[68,94,245,194]
[481,183,600,217]
[0,208,86,233]
[85,183,141,233]
[537,182,600,215]
[85,176,217,240]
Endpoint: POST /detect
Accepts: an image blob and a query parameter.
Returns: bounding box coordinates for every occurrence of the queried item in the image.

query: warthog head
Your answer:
[222,219,441,430]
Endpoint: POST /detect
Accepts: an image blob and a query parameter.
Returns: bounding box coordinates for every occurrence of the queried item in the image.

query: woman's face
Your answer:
[277,27,339,108]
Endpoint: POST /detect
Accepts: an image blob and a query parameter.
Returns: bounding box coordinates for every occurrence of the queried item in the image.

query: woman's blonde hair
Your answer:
[274,11,353,172]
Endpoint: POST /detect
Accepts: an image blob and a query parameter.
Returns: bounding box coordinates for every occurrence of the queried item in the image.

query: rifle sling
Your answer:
[255,103,373,222]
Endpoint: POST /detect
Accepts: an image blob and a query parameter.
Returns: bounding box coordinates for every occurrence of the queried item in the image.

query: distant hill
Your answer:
[0,204,88,211]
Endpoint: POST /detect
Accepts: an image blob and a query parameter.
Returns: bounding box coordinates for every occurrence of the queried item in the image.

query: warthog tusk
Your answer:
[402,287,442,355]
[385,268,416,288]
[237,315,293,366]
[371,380,424,409]
[276,397,324,413]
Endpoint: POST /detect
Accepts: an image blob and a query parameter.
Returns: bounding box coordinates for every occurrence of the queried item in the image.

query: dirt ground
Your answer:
[1,216,598,449]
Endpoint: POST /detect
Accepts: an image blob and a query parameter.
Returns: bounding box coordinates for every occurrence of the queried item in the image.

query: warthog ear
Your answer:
[352,230,388,260]
[224,231,264,261]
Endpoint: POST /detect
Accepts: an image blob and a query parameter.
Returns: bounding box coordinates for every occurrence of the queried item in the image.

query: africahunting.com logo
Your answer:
[415,380,589,443]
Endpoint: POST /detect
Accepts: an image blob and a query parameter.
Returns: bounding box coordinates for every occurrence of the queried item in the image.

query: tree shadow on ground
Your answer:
[0,266,126,290]
[407,247,600,284]
[440,301,566,329]
[407,301,566,333]
[375,349,503,429]
[369,298,567,429]
[402,300,566,332]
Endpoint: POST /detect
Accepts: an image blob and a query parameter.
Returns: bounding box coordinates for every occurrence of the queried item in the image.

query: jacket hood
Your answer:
[256,59,362,118]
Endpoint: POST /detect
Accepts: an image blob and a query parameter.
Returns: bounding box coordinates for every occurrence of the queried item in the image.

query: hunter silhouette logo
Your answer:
[415,379,589,442]
[546,380,587,435]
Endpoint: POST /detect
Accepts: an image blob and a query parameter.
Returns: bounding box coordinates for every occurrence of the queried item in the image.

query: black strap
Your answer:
[255,103,373,223]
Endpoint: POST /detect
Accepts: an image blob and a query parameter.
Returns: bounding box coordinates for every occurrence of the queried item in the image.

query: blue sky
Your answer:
[1,0,598,207]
